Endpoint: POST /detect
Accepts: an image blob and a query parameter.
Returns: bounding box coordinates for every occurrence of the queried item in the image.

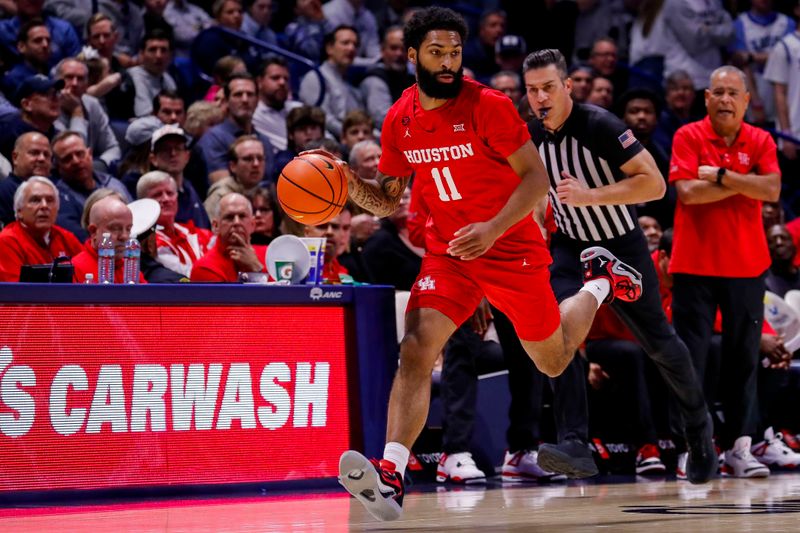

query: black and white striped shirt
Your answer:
[529,103,644,242]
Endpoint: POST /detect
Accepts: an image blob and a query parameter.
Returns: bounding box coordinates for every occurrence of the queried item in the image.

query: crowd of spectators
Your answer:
[1,0,800,477]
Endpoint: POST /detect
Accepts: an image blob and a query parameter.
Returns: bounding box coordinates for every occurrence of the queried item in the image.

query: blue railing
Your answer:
[190,26,326,107]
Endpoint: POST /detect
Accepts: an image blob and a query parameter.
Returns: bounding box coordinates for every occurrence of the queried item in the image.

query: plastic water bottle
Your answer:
[122,238,141,284]
[97,232,115,284]
[84,273,94,284]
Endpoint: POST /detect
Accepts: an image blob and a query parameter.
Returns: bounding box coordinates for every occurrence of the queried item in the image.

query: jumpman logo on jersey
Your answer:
[417,276,435,291]
[522,258,530,267]
[404,128,411,138]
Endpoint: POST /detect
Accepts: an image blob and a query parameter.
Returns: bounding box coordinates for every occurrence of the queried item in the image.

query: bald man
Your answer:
[191,192,267,282]
[0,131,53,226]
[71,195,146,283]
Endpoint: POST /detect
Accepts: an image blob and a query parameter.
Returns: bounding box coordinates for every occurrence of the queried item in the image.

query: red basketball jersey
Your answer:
[379,77,547,262]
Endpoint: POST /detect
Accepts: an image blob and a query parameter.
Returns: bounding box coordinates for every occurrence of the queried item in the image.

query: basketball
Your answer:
[277,153,348,226]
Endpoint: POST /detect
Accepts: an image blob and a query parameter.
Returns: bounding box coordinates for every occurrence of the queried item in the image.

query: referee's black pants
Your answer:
[548,229,709,442]
[672,273,765,450]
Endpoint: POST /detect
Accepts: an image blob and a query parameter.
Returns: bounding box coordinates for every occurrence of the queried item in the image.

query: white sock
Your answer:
[580,278,611,308]
[383,442,410,476]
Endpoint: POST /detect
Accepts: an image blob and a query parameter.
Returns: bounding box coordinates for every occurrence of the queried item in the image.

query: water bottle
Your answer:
[84,273,94,284]
[97,232,115,284]
[122,238,141,284]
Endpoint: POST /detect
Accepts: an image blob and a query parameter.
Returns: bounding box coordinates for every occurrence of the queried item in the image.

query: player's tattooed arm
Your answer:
[346,170,410,217]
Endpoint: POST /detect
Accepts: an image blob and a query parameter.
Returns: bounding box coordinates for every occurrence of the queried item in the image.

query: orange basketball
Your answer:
[277,154,349,226]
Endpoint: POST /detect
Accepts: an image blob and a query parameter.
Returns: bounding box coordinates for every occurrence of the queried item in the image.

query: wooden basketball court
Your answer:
[3,474,800,531]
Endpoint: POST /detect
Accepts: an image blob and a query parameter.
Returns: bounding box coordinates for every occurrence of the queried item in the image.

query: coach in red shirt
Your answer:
[669,66,780,479]
[0,176,83,281]
[191,192,267,282]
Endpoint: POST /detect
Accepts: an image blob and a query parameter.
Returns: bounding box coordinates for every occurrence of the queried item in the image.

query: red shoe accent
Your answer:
[581,247,643,303]
[638,444,661,460]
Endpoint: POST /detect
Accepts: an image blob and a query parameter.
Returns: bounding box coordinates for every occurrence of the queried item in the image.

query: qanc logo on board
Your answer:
[0,345,332,439]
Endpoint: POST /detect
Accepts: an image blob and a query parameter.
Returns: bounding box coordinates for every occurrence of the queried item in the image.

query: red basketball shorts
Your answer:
[407,253,561,342]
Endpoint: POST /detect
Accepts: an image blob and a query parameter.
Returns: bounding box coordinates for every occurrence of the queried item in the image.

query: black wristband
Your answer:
[716,167,726,185]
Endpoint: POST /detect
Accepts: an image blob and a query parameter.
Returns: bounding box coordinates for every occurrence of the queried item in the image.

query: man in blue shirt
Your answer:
[0,0,80,68]
[197,73,274,185]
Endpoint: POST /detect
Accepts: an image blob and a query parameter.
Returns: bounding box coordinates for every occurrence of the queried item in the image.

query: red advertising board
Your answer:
[0,305,350,492]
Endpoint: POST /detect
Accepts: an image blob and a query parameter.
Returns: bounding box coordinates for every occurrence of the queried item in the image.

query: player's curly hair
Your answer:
[403,6,468,51]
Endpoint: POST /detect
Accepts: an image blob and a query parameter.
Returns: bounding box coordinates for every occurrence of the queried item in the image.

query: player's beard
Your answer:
[416,58,463,100]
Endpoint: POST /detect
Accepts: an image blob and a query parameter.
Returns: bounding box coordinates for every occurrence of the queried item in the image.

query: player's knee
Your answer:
[535,357,566,378]
[398,334,439,378]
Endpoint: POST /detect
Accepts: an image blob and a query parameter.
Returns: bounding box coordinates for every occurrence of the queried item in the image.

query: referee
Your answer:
[521,49,716,484]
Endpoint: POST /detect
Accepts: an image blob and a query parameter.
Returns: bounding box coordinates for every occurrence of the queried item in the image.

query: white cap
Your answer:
[151,124,188,150]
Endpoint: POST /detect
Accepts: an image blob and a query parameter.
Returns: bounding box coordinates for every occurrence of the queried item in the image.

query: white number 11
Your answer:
[431,167,462,202]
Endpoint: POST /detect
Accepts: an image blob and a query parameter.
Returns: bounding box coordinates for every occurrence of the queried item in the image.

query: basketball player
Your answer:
[311,8,642,522]
[522,49,717,484]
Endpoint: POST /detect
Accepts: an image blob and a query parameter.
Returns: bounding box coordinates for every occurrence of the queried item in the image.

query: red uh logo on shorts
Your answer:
[417,276,436,291]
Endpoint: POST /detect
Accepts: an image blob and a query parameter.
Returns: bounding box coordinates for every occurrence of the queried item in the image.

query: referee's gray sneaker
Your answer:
[537,438,599,479]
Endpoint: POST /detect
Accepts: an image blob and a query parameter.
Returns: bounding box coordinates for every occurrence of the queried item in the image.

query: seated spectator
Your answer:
[304,137,342,159]
[2,19,52,95]
[85,13,136,120]
[362,186,423,290]
[299,25,364,138]
[494,34,527,76]
[0,0,80,70]
[0,176,82,282]
[203,55,247,107]
[586,76,613,109]
[163,0,213,58]
[0,131,52,226]
[191,192,266,282]
[568,65,593,104]
[340,110,374,155]
[197,73,275,184]
[284,0,332,63]
[137,170,212,277]
[272,105,325,181]
[149,124,211,229]
[587,37,628,96]
[322,0,379,67]
[617,88,673,228]
[153,89,186,127]
[0,75,62,162]
[766,224,800,297]
[184,101,225,140]
[127,197,184,282]
[463,9,505,82]
[490,70,522,105]
[249,186,280,244]
[119,115,164,196]
[653,70,697,156]
[98,0,146,59]
[638,215,663,253]
[348,139,380,182]
[54,58,121,172]
[253,56,303,154]
[359,25,413,130]
[71,194,146,283]
[52,131,130,241]
[303,205,351,283]
[241,0,278,46]
[204,135,266,219]
[140,0,174,41]
[213,0,244,32]
[128,29,177,117]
